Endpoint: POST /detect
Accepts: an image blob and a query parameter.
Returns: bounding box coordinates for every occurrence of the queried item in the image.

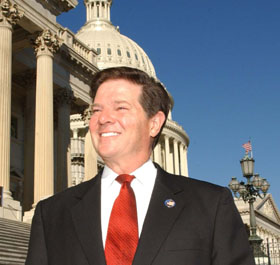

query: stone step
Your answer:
[0,260,25,265]
[0,249,27,260]
[0,230,30,242]
[0,228,30,237]
[0,253,25,265]
[0,247,28,257]
[0,224,31,234]
[0,242,28,252]
[0,217,30,265]
[0,237,29,247]
[0,218,31,230]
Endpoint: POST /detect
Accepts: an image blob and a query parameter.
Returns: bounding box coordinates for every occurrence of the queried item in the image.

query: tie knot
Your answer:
[116,174,135,184]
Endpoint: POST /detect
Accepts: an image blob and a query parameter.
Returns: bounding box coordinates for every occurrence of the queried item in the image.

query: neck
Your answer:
[104,156,151,175]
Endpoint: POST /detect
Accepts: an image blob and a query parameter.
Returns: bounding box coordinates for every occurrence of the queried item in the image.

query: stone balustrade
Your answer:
[59,27,97,64]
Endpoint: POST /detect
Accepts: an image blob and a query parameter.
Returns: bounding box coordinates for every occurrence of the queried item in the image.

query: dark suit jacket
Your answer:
[26,165,255,265]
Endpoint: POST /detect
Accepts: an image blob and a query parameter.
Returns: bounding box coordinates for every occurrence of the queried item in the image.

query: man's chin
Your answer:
[97,150,118,161]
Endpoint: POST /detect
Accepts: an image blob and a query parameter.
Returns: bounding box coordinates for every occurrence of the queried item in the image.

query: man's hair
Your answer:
[90,66,171,149]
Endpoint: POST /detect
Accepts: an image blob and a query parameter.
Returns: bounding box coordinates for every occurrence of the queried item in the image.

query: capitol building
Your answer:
[0,0,189,222]
[0,0,279,262]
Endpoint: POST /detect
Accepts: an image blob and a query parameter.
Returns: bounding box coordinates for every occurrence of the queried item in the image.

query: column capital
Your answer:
[34,29,61,57]
[54,88,74,106]
[0,0,23,27]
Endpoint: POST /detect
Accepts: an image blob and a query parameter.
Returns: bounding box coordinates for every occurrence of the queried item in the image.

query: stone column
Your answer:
[153,140,162,166]
[164,135,171,173]
[0,0,22,220]
[55,88,74,192]
[33,30,60,205]
[179,143,185,176]
[184,147,189,177]
[173,139,180,175]
[83,107,98,181]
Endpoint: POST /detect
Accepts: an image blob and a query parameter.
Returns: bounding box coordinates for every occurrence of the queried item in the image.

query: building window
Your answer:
[11,116,18,139]
[135,54,138,61]
[107,48,112,55]
[117,49,122,56]
[96,48,101,55]
[126,51,131,58]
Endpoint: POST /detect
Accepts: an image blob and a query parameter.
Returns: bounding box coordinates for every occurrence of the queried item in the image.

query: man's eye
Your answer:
[92,109,101,113]
[117,106,127,111]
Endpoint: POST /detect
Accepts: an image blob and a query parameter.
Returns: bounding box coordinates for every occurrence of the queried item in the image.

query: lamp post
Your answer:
[228,155,270,257]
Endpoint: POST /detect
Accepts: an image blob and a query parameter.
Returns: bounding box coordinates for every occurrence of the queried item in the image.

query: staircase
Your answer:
[0,217,30,265]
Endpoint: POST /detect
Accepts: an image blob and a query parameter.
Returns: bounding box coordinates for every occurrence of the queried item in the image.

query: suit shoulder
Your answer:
[38,174,100,209]
[156,165,230,200]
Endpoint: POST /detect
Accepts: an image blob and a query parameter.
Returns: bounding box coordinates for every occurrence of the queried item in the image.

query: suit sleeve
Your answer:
[25,201,48,265]
[211,188,255,265]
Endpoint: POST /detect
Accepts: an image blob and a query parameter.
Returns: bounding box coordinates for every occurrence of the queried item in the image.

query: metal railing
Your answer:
[255,239,280,265]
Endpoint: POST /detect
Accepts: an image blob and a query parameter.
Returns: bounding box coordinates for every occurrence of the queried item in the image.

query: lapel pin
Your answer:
[164,199,176,208]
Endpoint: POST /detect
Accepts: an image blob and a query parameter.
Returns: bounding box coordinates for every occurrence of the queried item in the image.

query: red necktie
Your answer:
[105,174,138,265]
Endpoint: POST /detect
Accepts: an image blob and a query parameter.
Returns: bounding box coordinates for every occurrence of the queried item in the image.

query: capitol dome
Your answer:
[76,0,156,77]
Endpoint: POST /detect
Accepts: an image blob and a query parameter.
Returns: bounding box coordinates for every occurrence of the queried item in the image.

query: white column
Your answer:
[33,30,60,205]
[108,2,111,21]
[84,130,98,181]
[164,135,171,173]
[173,139,179,175]
[179,143,185,176]
[184,147,189,177]
[55,89,73,192]
[84,108,98,181]
[104,2,107,18]
[0,1,22,220]
[93,2,96,18]
[0,14,12,200]
[86,3,89,21]
[0,0,22,198]
[99,2,102,18]
[153,141,162,165]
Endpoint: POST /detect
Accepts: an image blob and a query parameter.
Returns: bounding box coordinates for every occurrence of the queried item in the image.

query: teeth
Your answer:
[101,132,119,137]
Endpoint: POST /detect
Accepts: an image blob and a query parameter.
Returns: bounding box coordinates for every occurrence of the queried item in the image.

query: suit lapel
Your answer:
[71,173,106,265]
[133,167,187,265]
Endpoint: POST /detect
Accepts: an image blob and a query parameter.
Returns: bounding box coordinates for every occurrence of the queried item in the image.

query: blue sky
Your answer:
[57,0,280,207]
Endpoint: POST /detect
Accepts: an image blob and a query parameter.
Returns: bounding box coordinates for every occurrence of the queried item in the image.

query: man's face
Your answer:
[89,79,155,167]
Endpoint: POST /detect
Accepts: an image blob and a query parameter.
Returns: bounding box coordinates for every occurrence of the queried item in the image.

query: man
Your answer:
[26,67,255,265]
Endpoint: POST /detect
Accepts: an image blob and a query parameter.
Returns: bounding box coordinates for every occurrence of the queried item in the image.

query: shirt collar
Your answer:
[101,159,156,189]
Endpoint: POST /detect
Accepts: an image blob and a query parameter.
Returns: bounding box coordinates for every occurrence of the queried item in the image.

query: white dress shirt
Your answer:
[100,159,157,247]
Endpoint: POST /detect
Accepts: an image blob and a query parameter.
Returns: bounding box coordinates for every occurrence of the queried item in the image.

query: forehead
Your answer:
[94,78,143,100]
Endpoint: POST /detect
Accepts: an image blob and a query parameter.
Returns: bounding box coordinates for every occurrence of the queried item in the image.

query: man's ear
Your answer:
[149,111,166,137]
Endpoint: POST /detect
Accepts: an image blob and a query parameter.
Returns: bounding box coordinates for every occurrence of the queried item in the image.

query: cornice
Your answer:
[255,211,280,230]
[13,0,60,35]
[35,0,77,16]
[59,43,99,81]
[164,119,190,146]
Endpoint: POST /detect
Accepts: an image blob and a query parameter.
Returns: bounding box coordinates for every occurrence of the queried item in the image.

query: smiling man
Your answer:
[26,67,255,265]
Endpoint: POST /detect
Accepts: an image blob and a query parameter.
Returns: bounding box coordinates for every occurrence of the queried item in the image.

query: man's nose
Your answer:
[98,109,114,124]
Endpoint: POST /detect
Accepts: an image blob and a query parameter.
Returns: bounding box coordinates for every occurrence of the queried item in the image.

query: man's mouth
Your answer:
[100,132,120,137]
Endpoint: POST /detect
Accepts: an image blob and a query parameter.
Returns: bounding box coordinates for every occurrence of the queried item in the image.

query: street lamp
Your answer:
[228,154,270,258]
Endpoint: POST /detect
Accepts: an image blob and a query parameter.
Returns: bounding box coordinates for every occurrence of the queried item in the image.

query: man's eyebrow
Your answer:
[92,103,102,108]
[114,100,131,105]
